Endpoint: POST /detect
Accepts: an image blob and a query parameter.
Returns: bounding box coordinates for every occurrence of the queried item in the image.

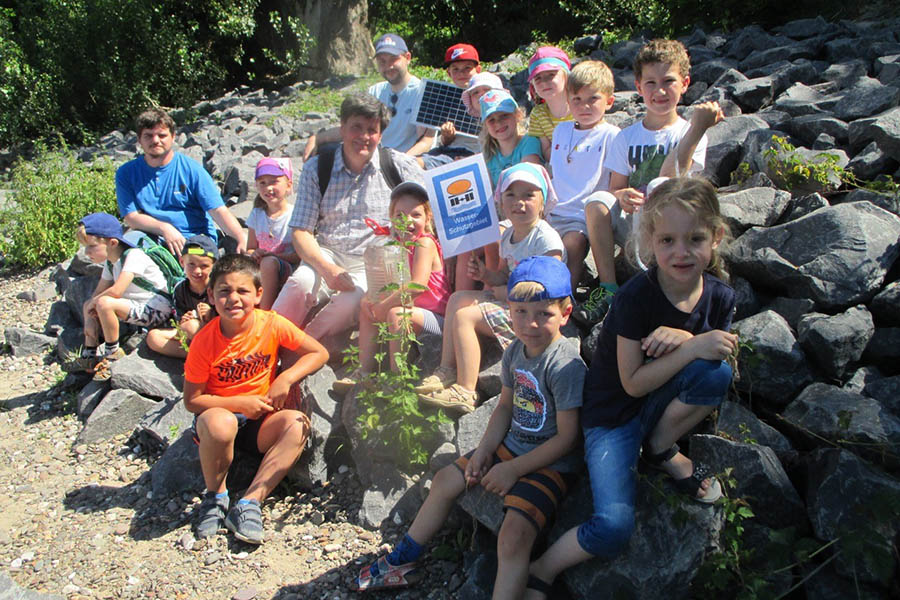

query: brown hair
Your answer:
[480,106,527,162]
[340,92,391,132]
[135,108,176,137]
[567,60,614,96]
[637,177,729,281]
[389,188,435,235]
[633,39,691,81]
[209,253,262,290]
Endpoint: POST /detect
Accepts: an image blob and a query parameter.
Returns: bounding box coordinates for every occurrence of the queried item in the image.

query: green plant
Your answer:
[348,214,451,472]
[730,162,753,186]
[279,74,380,120]
[0,142,117,268]
[168,423,180,439]
[170,319,191,353]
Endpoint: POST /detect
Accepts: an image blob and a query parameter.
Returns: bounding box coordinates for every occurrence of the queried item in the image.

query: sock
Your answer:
[214,491,228,500]
[104,341,119,356]
[237,498,259,506]
[387,534,424,566]
[82,345,98,358]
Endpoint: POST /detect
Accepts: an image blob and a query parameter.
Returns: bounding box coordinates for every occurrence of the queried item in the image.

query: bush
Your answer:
[0,144,117,268]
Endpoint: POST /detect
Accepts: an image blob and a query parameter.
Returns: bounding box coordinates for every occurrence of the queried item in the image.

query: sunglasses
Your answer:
[389,93,398,116]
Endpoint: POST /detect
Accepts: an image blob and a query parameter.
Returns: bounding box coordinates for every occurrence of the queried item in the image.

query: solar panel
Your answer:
[412,79,482,138]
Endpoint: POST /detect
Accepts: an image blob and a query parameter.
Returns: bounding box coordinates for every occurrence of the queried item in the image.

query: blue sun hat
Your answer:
[479,89,518,123]
[79,213,135,248]
[507,255,572,301]
[493,163,558,214]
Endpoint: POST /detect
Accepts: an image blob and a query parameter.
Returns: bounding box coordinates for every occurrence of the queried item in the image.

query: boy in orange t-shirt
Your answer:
[184,254,329,544]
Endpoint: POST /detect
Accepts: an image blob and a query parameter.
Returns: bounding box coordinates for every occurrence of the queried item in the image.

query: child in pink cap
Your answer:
[247,157,299,309]
[526,46,573,161]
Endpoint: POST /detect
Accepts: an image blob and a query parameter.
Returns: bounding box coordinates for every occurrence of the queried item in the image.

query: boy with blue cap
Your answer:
[354,256,585,598]
[72,212,174,378]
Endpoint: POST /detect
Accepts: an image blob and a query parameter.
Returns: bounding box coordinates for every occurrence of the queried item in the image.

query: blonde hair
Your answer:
[567,60,614,96]
[389,189,435,235]
[634,39,691,80]
[480,106,527,163]
[508,281,572,309]
[75,224,103,246]
[637,177,729,281]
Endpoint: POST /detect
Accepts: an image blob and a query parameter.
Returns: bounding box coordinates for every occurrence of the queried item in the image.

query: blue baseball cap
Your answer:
[79,213,134,247]
[479,89,518,123]
[374,33,409,56]
[507,256,572,301]
[184,234,218,259]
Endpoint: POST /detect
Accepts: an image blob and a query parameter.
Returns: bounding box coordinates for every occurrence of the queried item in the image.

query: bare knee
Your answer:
[497,513,537,562]
[387,307,406,332]
[196,409,238,444]
[260,255,280,277]
[94,295,117,314]
[429,464,465,500]
[145,328,169,351]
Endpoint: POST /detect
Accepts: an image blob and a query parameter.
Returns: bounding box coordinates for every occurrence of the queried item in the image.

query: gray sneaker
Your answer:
[196,491,229,539]
[225,500,264,544]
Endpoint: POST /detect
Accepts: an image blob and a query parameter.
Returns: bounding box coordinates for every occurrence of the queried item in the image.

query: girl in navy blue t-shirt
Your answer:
[522,177,737,598]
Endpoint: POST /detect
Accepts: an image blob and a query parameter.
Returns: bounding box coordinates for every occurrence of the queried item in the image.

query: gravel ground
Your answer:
[0,268,475,600]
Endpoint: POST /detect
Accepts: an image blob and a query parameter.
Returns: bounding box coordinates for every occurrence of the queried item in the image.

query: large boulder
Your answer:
[716,400,792,455]
[3,327,55,357]
[731,311,813,406]
[796,306,875,377]
[136,396,194,450]
[848,105,900,159]
[356,461,422,529]
[78,389,158,445]
[718,187,791,234]
[286,364,342,489]
[109,341,184,399]
[725,202,900,310]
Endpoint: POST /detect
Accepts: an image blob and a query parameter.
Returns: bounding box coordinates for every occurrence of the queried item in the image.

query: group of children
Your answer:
[70,33,737,597]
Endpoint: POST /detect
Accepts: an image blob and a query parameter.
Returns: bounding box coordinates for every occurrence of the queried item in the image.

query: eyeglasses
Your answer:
[389,93,398,116]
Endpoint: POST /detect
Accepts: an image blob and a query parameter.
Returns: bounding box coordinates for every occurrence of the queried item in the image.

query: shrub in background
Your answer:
[0,144,117,268]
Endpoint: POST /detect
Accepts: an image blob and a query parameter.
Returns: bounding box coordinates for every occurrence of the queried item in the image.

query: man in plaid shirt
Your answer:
[272,93,424,339]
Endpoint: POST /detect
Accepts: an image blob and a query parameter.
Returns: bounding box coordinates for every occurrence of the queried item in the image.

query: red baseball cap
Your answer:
[445,43,479,64]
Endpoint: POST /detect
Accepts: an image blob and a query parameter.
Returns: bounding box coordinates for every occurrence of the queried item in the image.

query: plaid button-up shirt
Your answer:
[289,145,424,255]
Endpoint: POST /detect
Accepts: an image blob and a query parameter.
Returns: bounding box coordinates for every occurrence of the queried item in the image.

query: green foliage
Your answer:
[730,162,753,186]
[0,1,314,146]
[560,0,673,39]
[0,143,117,268]
[279,75,380,120]
[348,214,451,472]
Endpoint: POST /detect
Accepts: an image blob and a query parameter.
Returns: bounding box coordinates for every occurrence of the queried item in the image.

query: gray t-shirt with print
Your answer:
[500,335,586,473]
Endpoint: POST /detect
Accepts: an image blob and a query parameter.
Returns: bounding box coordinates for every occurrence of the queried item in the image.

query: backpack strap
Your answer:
[378,146,402,190]
[112,247,170,297]
[317,143,337,198]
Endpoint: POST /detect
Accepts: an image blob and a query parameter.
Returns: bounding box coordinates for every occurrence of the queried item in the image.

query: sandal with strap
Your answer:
[526,574,554,597]
[642,443,722,504]
[413,365,457,394]
[351,555,421,592]
[418,383,477,416]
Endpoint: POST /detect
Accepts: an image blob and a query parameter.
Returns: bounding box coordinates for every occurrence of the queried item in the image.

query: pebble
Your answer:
[179,533,195,551]
[232,587,257,600]
[204,551,222,566]
[324,543,341,553]
[310,511,325,526]
[10,557,22,569]
[20,550,35,561]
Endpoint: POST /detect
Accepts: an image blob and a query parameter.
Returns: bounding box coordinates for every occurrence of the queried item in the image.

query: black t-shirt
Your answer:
[582,267,735,428]
[173,279,214,320]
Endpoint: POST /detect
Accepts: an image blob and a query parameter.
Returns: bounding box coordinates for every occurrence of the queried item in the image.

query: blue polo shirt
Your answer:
[115,152,223,239]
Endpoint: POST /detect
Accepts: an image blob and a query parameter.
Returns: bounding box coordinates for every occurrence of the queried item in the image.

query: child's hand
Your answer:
[440,121,457,146]
[237,395,275,419]
[323,264,356,293]
[641,327,693,358]
[249,248,268,263]
[690,101,725,132]
[480,461,519,497]
[464,450,490,487]
[467,254,487,281]
[689,330,738,361]
[195,303,212,322]
[615,188,645,214]
[267,377,291,410]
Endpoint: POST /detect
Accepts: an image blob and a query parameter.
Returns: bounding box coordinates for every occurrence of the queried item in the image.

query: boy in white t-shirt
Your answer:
[72,212,174,379]
[548,60,619,290]
[575,39,724,327]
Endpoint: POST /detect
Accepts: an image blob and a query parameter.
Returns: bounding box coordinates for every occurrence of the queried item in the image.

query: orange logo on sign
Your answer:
[447,180,471,195]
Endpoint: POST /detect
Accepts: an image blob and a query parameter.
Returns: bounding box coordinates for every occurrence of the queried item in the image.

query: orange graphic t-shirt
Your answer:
[184,309,306,398]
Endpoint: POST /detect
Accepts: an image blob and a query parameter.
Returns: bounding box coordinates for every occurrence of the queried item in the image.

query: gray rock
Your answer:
[725,202,900,310]
[724,25,778,61]
[842,366,884,393]
[775,16,834,40]
[863,327,900,372]
[717,400,792,454]
[429,442,458,471]
[821,59,869,89]
[455,396,499,456]
[475,339,505,400]
[784,384,900,461]
[682,81,708,105]
[68,251,102,277]
[876,54,900,86]
[110,341,184,399]
[848,106,900,159]
[287,364,340,489]
[556,476,723,599]
[871,281,900,325]
[765,146,848,194]
[740,42,818,73]
[719,187,790,234]
[711,68,748,88]
[847,142,899,181]
[690,57,739,85]
[731,311,813,406]
[831,77,900,122]
[0,572,64,599]
[357,461,422,529]
[691,434,804,530]
[16,281,58,303]
[44,300,78,337]
[797,306,874,376]
[746,59,820,96]
[864,375,900,416]
[76,379,110,418]
[778,192,829,223]
[457,481,506,535]
[56,327,84,364]
[787,114,848,146]
[457,552,496,600]
[150,431,259,497]
[137,396,194,449]
[802,566,887,600]
[78,389,157,444]
[3,327,55,356]
[63,273,100,326]
[805,448,900,585]
[732,276,761,321]
[705,114,769,152]
[838,188,900,218]
[728,76,776,112]
[687,86,741,117]
[764,297,816,331]
[773,83,835,117]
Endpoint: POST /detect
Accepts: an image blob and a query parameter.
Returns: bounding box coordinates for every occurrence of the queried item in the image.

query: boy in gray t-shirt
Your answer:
[354,256,586,597]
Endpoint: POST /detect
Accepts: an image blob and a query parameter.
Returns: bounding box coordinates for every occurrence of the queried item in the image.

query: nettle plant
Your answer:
[343,213,451,472]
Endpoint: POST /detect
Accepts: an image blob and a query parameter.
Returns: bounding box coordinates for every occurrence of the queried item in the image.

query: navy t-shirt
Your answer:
[582,266,735,428]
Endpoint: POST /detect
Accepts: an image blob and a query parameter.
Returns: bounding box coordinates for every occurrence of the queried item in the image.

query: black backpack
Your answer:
[316,143,402,197]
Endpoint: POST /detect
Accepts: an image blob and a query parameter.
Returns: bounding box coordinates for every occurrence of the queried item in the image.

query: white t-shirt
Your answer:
[369,78,423,152]
[246,205,294,254]
[549,121,620,220]
[101,248,167,303]
[500,219,566,272]
[604,118,707,192]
